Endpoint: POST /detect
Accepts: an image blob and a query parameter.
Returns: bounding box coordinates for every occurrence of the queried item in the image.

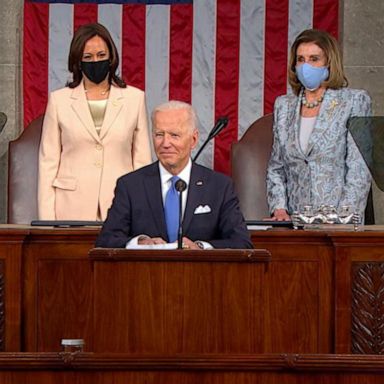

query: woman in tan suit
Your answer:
[38,23,152,221]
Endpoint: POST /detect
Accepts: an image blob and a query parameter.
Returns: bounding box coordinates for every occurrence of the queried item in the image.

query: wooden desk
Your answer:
[1,226,384,355]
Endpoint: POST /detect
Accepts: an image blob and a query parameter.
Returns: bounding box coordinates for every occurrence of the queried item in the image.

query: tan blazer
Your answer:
[38,82,152,220]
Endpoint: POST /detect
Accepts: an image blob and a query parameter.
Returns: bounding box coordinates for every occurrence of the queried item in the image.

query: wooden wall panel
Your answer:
[263,261,320,352]
[252,231,334,353]
[351,262,384,354]
[0,228,26,351]
[35,260,94,351]
[332,233,384,354]
[22,228,97,352]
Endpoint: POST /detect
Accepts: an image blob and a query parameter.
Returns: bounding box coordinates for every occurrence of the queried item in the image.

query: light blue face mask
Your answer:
[296,62,329,91]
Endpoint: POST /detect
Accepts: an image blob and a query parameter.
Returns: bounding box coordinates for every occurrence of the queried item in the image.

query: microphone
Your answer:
[175,179,187,250]
[193,116,229,162]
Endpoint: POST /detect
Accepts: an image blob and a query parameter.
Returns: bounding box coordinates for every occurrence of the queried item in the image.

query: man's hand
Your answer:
[138,236,167,245]
[181,237,201,250]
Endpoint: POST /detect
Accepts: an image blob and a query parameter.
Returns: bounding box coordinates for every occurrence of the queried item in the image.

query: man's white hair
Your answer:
[151,100,199,133]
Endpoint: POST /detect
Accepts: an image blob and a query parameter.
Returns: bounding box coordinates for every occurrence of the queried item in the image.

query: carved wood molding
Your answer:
[0,353,384,371]
[351,262,384,354]
[89,248,271,263]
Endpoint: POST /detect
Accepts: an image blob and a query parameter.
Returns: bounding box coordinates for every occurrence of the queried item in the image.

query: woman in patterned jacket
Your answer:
[266,29,371,221]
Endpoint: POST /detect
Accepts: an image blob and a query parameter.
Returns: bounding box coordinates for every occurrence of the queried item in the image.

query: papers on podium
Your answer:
[126,242,178,250]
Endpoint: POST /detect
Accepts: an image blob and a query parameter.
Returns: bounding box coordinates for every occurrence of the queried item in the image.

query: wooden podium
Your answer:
[89,247,335,354]
[89,248,271,353]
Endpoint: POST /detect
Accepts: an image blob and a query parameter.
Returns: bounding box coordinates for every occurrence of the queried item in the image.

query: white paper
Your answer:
[247,225,273,231]
[126,242,178,250]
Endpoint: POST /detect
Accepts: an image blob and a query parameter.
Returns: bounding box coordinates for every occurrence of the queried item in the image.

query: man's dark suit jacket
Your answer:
[96,161,253,249]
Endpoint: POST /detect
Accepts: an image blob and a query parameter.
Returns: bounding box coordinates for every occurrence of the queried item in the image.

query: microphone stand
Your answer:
[177,196,183,250]
[175,179,187,249]
[193,117,229,162]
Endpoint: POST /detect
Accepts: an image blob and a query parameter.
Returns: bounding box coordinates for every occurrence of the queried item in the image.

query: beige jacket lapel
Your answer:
[99,85,124,140]
[70,82,101,143]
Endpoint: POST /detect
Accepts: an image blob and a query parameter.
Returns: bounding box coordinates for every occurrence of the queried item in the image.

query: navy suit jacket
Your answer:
[96,161,252,249]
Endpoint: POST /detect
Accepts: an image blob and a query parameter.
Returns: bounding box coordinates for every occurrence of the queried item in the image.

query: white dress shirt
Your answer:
[299,116,316,154]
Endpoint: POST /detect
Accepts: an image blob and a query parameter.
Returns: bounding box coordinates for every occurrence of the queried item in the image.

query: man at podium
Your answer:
[96,100,252,249]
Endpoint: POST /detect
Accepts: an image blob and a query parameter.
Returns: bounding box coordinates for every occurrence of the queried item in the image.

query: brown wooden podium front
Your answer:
[89,247,333,354]
[90,249,270,354]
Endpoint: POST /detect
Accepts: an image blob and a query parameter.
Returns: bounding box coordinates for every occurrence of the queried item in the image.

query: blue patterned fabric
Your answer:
[266,87,372,217]
[164,176,180,242]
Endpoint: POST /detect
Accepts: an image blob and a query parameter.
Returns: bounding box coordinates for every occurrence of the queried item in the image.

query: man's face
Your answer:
[153,108,198,175]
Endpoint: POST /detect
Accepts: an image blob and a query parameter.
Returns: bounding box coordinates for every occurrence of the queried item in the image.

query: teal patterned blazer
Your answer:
[266,88,372,217]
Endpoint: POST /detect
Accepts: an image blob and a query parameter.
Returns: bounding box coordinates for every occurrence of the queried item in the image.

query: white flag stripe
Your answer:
[287,0,313,91]
[98,3,123,73]
[48,3,73,92]
[191,0,216,168]
[145,4,170,130]
[288,0,313,49]
[238,0,265,139]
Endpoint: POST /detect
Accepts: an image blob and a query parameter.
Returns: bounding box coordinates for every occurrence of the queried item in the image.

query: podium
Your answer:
[89,248,270,353]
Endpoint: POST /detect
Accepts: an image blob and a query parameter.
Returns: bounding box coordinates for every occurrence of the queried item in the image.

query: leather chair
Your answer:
[231,114,273,220]
[231,113,374,223]
[8,115,44,224]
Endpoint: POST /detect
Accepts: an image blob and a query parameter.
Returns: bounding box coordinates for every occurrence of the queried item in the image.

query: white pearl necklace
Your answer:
[301,92,324,109]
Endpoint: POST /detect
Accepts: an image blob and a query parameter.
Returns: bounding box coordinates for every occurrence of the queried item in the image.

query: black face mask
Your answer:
[81,60,110,84]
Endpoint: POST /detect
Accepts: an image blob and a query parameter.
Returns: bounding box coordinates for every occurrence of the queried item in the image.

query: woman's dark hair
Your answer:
[67,23,126,88]
[288,29,348,95]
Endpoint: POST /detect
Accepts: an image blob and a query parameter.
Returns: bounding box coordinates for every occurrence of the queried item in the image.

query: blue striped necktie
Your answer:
[164,176,180,243]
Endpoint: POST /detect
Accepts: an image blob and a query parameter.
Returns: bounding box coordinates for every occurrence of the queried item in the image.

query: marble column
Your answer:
[0,0,23,223]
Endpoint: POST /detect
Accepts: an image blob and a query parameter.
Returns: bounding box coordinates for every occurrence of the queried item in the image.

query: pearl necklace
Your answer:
[301,92,324,109]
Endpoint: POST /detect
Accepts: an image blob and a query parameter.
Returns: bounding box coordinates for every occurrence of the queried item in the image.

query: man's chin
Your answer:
[159,159,176,170]
[159,155,176,164]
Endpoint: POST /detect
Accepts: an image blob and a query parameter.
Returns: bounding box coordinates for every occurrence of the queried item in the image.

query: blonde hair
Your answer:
[288,29,348,95]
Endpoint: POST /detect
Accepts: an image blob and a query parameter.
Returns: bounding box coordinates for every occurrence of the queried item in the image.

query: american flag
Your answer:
[23,0,338,174]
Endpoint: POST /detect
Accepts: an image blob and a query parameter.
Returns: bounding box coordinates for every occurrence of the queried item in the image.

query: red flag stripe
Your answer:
[214,0,241,174]
[73,4,98,32]
[263,0,289,115]
[23,2,49,127]
[313,0,339,38]
[169,4,193,102]
[122,4,146,90]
